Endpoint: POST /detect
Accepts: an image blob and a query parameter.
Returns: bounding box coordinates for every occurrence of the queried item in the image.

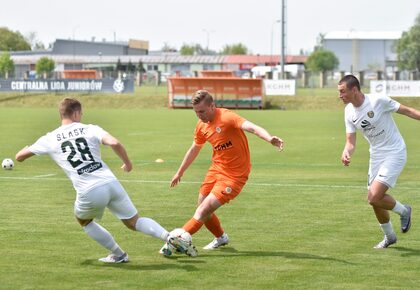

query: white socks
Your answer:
[83,221,124,256]
[135,217,169,241]
[379,222,395,238]
[83,218,169,256]
[392,201,407,216]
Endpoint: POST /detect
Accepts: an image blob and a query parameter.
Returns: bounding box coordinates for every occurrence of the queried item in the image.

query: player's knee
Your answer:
[126,223,136,231]
[122,219,137,231]
[367,192,380,206]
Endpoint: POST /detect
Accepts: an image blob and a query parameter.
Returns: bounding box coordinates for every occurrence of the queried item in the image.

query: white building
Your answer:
[323,30,402,74]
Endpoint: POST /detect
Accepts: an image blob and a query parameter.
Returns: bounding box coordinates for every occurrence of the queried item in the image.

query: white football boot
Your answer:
[160,236,198,257]
[98,252,129,263]
[373,234,397,249]
[203,233,229,250]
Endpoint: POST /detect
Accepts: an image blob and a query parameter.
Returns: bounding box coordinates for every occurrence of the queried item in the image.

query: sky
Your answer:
[1,0,419,55]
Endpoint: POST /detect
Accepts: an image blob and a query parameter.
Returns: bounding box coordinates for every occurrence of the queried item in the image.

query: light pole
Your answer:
[270,19,281,68]
[202,29,214,54]
[280,0,287,79]
[98,52,102,78]
[72,26,79,70]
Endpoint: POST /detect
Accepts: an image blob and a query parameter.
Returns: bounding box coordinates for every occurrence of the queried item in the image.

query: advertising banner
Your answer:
[0,78,134,93]
[370,81,420,97]
[263,79,296,96]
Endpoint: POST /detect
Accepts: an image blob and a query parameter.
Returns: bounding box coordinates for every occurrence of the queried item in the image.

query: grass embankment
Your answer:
[1,85,420,111]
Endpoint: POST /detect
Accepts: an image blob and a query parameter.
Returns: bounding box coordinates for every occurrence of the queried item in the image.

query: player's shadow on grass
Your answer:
[200,247,354,265]
[80,259,200,271]
[392,246,420,257]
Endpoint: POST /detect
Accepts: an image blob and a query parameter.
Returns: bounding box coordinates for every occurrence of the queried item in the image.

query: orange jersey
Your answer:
[194,108,251,178]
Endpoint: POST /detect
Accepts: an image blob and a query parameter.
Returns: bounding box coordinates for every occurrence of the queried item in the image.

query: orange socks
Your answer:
[183,214,224,237]
[204,214,224,238]
[182,218,203,235]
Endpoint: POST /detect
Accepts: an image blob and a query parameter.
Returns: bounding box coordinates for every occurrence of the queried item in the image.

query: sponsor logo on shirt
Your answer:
[361,120,371,129]
[77,162,103,175]
[214,141,233,151]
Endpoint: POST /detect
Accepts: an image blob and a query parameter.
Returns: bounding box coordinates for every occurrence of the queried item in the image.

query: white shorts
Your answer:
[74,180,137,220]
[368,151,406,189]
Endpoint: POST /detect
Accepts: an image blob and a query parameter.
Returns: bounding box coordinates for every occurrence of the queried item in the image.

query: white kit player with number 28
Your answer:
[15,97,194,263]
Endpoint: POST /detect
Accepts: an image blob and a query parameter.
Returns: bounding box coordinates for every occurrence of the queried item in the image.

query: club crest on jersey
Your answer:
[367,111,374,118]
[224,187,232,194]
[216,127,221,133]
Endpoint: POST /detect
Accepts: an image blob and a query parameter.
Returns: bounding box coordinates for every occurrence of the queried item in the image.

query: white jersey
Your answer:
[344,94,406,158]
[29,122,117,194]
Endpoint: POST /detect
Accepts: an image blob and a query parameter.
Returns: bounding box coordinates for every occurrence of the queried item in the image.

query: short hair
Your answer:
[192,90,214,106]
[339,75,361,91]
[59,97,82,118]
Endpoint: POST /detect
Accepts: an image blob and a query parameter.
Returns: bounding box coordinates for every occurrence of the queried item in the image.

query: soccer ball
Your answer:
[2,158,14,170]
[169,228,192,244]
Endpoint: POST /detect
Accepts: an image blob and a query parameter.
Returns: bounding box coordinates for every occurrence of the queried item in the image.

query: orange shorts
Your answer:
[199,168,248,204]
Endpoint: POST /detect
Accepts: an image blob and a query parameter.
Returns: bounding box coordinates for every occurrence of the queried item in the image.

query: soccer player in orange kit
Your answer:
[160,90,284,256]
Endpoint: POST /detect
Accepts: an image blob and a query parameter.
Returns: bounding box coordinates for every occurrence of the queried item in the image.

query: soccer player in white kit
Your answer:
[338,75,420,248]
[15,97,193,263]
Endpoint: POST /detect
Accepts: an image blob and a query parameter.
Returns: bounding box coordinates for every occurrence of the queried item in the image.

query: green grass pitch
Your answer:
[1,102,420,289]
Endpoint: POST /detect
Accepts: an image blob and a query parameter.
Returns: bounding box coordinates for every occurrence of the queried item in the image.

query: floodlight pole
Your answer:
[280,0,286,79]
[72,26,79,70]
[202,29,213,55]
[270,20,281,69]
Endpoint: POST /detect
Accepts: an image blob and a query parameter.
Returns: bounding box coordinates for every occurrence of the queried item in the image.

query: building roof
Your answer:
[10,54,307,65]
[225,55,307,64]
[324,30,402,40]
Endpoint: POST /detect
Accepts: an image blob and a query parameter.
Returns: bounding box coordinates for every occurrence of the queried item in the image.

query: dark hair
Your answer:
[59,97,82,118]
[339,75,360,91]
[191,90,214,105]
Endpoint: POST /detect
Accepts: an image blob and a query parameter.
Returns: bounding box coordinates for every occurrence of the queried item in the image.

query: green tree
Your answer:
[161,42,177,53]
[306,48,339,88]
[25,31,45,50]
[180,43,206,55]
[127,59,135,73]
[221,43,248,55]
[396,13,420,72]
[0,27,31,51]
[0,52,14,78]
[36,57,55,79]
[116,58,123,71]
[305,48,339,72]
[137,60,146,73]
[180,44,195,55]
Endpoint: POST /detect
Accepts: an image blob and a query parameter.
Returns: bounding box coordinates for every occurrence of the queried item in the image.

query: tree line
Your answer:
[1,12,420,78]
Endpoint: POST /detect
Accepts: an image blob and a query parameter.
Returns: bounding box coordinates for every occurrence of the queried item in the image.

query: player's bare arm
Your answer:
[241,120,284,151]
[341,133,356,166]
[15,146,35,162]
[397,104,420,120]
[170,142,203,187]
[102,134,132,172]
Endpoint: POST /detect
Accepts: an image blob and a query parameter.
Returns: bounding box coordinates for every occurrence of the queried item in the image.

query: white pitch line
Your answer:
[33,173,57,178]
[1,175,420,190]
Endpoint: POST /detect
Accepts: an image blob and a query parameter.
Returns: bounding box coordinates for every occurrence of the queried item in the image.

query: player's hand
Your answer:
[341,150,351,166]
[121,162,132,172]
[170,173,182,188]
[271,136,284,151]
